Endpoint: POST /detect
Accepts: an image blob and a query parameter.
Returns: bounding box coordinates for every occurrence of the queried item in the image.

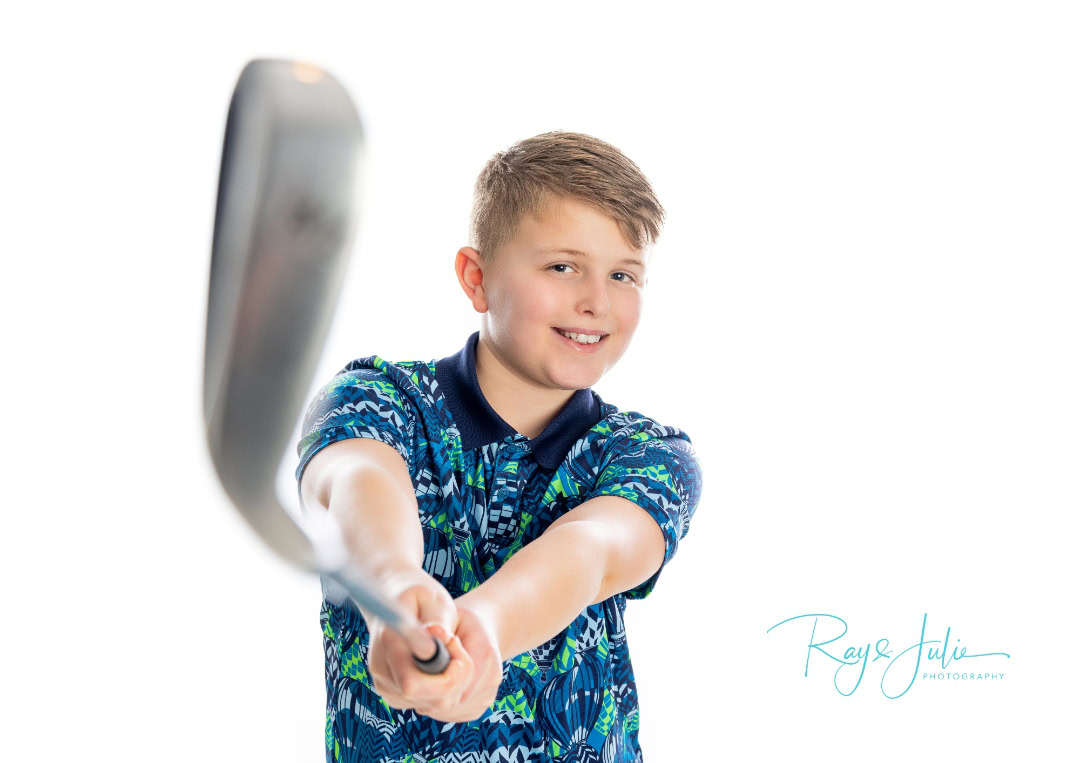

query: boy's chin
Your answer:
[547,367,606,392]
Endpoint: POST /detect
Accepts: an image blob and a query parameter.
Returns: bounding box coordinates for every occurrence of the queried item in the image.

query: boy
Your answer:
[296,131,703,762]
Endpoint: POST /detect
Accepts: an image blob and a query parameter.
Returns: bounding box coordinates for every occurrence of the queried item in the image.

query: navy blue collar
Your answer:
[435,332,602,469]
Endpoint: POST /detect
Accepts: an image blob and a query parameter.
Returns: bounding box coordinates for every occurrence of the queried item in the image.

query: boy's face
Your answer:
[462,195,649,393]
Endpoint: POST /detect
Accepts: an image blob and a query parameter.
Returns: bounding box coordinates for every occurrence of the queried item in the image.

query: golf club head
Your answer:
[204,59,363,571]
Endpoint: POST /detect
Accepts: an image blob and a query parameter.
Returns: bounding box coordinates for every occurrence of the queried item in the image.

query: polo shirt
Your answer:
[295,331,703,763]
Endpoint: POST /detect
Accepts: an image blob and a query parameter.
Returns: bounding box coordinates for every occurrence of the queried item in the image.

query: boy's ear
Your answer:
[455,246,489,313]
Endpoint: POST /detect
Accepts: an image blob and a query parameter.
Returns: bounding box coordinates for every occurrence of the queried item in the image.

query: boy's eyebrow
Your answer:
[537,248,645,268]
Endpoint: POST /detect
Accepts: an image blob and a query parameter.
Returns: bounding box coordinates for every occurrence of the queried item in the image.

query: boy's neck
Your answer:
[474,335,576,441]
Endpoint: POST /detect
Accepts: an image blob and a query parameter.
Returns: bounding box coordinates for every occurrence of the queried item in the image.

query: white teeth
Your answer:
[558,330,602,344]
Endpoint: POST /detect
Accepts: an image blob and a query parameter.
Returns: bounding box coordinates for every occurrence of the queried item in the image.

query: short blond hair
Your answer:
[469,131,665,261]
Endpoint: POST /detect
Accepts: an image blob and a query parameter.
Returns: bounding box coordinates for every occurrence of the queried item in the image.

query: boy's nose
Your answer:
[575,275,611,317]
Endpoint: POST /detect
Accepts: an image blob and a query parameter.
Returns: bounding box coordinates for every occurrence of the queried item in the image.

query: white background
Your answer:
[2,1,1077,760]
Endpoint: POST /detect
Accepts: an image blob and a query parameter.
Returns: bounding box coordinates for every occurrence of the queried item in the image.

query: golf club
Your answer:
[202,58,449,674]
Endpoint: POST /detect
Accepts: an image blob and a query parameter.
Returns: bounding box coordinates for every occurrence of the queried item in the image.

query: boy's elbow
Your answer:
[547,496,666,603]
[599,510,665,602]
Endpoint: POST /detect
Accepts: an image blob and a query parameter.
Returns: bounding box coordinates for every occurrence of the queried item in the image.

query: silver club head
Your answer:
[203,59,362,570]
[202,60,449,673]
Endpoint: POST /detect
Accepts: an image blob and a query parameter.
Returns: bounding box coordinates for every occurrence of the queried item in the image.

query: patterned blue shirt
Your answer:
[296,332,703,763]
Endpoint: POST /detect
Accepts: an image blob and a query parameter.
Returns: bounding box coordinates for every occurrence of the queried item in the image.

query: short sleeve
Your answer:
[589,429,703,600]
[294,364,417,487]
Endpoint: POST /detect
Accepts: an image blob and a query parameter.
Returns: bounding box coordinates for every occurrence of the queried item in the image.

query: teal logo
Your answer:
[766,613,1010,698]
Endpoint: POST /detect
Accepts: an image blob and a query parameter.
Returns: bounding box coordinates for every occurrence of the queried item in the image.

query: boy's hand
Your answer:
[366,566,472,715]
[412,599,505,723]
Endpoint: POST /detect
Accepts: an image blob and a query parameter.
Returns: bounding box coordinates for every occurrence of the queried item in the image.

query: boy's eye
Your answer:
[547,264,638,283]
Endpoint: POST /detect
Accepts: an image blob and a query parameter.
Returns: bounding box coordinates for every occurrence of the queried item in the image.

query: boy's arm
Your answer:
[455,496,666,660]
[300,437,426,594]
[304,437,481,716]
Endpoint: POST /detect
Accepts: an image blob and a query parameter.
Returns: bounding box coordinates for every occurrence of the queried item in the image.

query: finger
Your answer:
[370,652,421,711]
[379,689,418,712]
[421,623,472,682]
[367,640,402,701]
[440,634,480,704]
[421,622,470,678]
[370,624,457,712]
[388,633,469,704]
[424,622,452,644]
[455,630,497,705]
[414,587,459,637]
[382,626,434,700]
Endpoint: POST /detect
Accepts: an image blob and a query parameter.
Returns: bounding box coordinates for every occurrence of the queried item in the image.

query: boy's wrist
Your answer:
[353,559,443,627]
[368,555,425,585]
[454,589,507,657]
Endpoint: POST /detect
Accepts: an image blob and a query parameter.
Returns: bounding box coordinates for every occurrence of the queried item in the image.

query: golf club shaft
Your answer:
[323,564,450,672]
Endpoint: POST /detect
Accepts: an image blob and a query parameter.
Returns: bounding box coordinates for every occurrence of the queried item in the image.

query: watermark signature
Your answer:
[766,613,1010,698]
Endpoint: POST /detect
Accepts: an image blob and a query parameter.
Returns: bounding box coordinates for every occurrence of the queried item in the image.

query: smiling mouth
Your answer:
[553,327,608,345]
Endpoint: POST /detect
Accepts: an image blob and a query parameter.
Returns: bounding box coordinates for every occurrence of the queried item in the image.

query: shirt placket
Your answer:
[486,435,529,547]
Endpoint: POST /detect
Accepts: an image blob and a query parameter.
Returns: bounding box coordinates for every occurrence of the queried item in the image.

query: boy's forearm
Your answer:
[322,462,425,582]
[455,521,607,660]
